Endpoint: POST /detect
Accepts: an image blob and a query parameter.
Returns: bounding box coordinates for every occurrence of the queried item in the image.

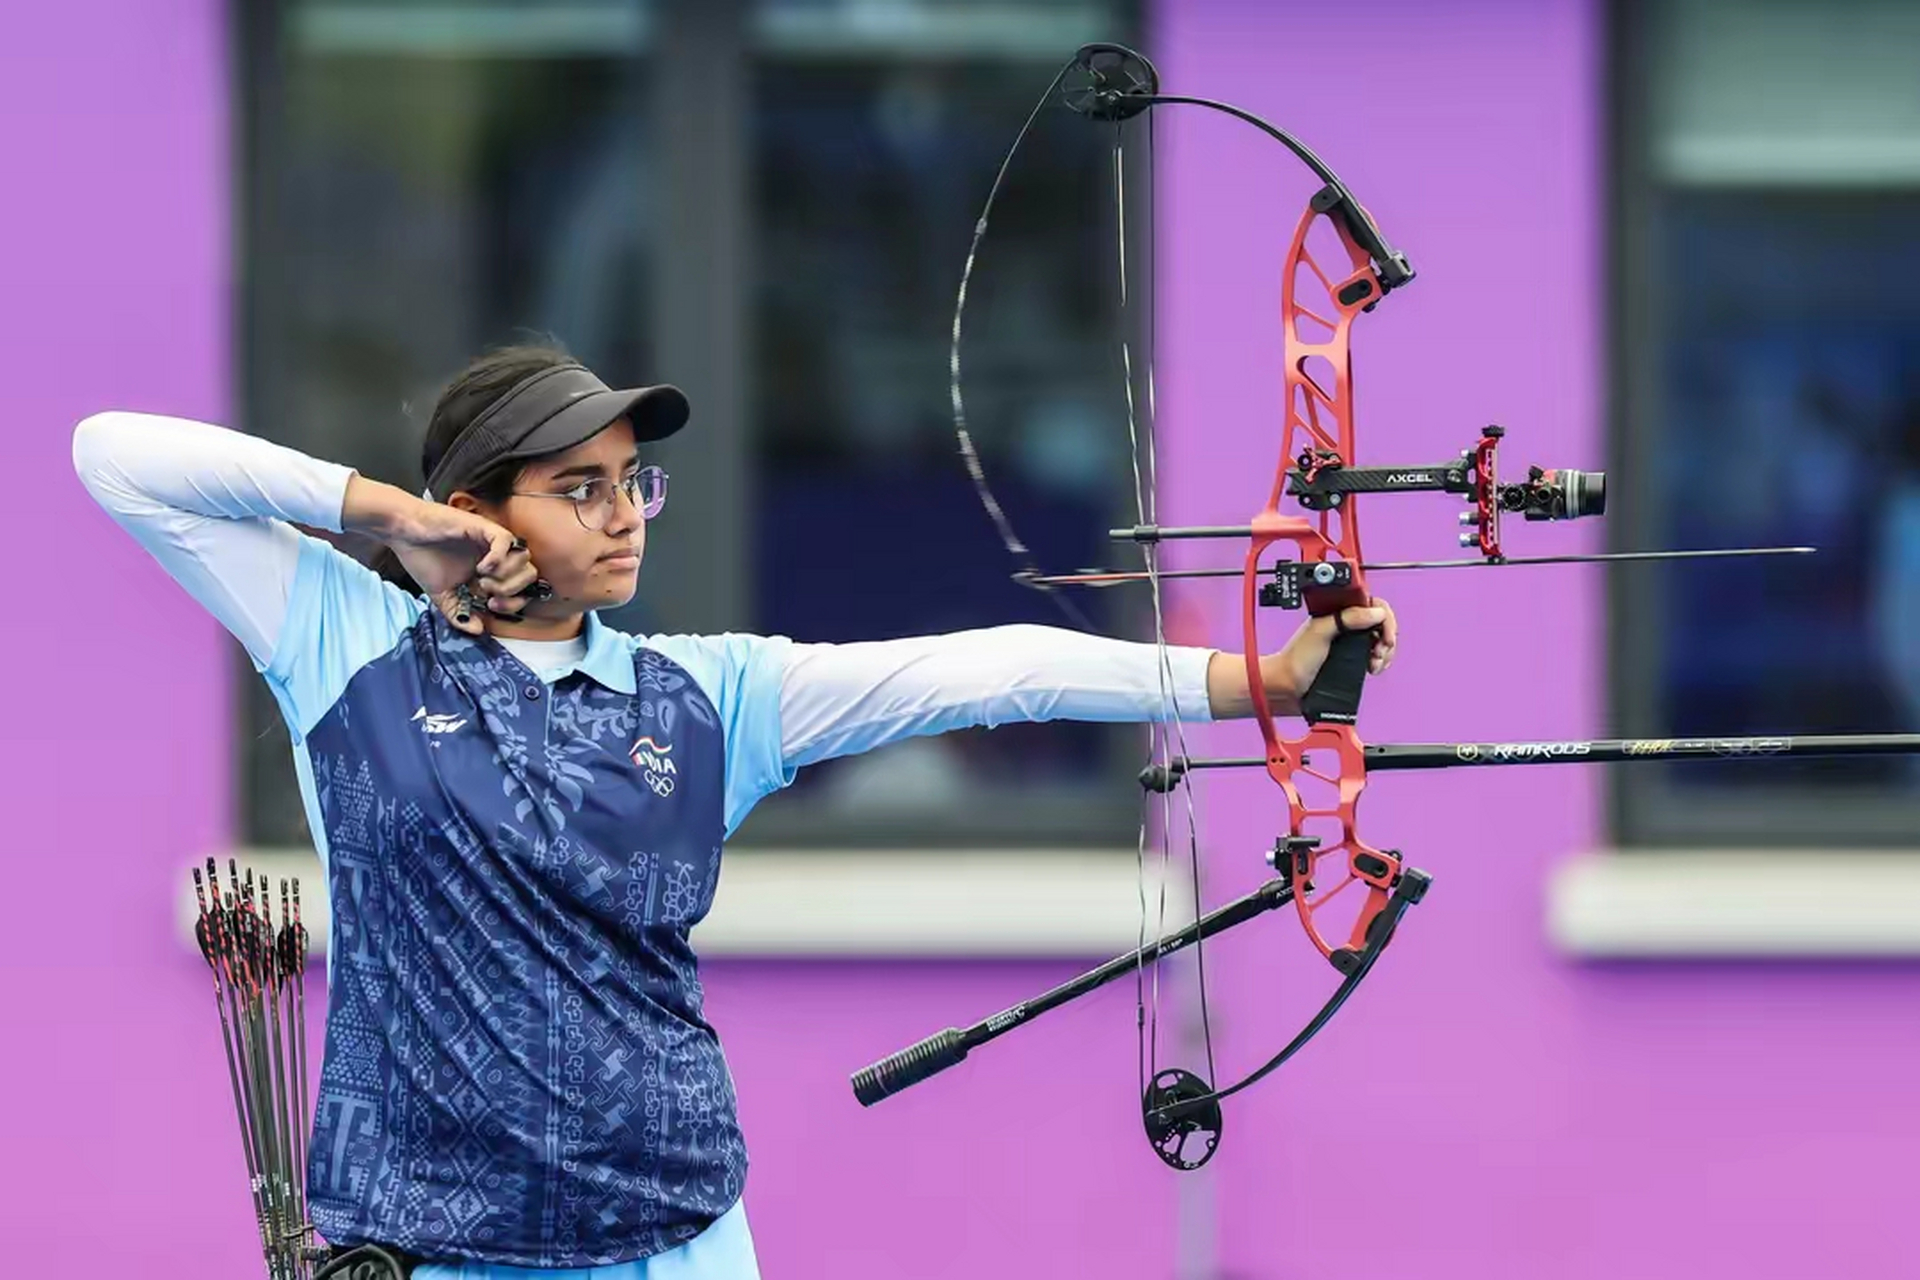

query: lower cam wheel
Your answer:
[1142,1067,1223,1170]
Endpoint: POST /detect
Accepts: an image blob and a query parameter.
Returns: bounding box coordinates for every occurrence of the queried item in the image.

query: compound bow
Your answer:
[849,42,1915,1172]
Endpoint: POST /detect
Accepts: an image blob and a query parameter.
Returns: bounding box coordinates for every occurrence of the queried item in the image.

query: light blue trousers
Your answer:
[413,1200,760,1280]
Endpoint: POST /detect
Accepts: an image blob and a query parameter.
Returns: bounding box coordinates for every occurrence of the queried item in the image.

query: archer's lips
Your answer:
[599,551,641,571]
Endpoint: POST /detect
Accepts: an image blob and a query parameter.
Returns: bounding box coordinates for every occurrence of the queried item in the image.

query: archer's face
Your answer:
[485,418,648,615]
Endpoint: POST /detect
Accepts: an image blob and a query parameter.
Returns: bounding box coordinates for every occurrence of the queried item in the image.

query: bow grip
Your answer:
[1300,622,1373,726]
[852,1028,969,1105]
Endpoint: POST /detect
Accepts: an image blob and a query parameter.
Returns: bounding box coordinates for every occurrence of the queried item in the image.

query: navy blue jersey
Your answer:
[264,535,791,1267]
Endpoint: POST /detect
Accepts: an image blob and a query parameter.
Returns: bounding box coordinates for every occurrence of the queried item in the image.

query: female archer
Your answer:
[73,343,1396,1278]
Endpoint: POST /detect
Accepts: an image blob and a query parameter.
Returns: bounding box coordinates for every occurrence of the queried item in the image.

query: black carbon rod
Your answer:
[1036,545,1815,586]
[852,877,1296,1105]
[1140,733,1920,790]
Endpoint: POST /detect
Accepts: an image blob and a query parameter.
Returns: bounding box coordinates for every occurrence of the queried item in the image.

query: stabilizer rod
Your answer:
[851,877,1297,1105]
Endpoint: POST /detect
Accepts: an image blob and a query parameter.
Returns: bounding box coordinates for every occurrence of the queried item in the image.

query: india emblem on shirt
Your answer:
[629,734,678,797]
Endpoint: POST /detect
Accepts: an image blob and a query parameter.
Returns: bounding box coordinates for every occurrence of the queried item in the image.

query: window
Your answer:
[239,0,663,849]
[238,0,1146,852]
[738,0,1146,847]
[1610,0,1920,847]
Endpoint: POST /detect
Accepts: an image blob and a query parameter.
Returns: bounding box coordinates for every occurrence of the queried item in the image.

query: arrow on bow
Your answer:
[850,41,1915,1173]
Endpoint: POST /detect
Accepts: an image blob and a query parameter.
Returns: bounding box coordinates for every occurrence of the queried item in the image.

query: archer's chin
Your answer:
[594,574,641,609]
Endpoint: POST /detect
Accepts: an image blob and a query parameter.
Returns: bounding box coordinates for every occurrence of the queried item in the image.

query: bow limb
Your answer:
[1142,863,1432,1163]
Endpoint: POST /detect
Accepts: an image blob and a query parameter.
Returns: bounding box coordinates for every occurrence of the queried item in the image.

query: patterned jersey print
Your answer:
[302,611,744,1267]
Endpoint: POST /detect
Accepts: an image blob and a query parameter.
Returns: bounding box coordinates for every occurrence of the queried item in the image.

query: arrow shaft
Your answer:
[1166,733,1920,779]
[1024,546,1816,587]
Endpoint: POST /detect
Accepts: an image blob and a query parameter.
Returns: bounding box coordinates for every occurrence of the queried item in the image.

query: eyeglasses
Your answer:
[512,466,667,530]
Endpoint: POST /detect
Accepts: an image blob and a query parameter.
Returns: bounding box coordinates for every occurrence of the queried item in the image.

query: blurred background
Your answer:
[8,0,1920,1276]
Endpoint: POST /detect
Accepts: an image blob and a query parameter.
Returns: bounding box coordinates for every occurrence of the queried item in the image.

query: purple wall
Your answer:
[4,0,244,1274]
[5,4,1170,1273]
[708,961,1175,1274]
[1151,3,1920,1278]
[17,1,1920,1278]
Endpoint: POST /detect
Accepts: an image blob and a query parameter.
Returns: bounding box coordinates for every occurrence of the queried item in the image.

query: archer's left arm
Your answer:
[777,608,1397,771]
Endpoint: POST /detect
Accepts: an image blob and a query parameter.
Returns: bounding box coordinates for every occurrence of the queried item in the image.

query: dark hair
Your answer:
[373,342,576,591]
[421,343,578,501]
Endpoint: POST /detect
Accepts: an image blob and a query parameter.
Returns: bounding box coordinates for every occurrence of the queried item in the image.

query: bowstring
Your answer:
[1152,111,1221,1094]
[1115,122,1160,1098]
[949,50,1218,1101]
[1114,106,1218,1098]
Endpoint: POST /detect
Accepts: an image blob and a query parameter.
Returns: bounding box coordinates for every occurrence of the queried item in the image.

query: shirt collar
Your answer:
[571,611,637,694]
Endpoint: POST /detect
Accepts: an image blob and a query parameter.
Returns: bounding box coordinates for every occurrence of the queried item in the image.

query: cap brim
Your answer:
[505,383,690,461]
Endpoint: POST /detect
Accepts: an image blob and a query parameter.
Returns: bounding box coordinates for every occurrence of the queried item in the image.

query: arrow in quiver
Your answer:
[191,857,319,1279]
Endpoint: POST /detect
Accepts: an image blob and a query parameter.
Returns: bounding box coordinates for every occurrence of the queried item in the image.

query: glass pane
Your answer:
[1648,192,1920,803]
[243,0,657,847]
[1616,0,1920,846]
[741,2,1146,842]
[1649,0,1920,186]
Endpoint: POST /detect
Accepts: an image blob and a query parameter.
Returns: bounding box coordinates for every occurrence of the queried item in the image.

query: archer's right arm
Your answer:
[72,411,360,668]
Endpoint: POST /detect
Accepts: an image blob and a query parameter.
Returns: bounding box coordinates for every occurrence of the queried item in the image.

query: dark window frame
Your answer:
[1606,0,1920,849]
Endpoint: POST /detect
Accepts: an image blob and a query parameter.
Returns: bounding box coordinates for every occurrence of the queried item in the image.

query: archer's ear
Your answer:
[446,490,484,515]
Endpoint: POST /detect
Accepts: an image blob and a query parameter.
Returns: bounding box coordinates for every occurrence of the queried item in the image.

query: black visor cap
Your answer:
[426,363,689,500]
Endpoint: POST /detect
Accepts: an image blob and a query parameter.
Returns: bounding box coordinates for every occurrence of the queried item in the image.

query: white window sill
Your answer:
[185,847,1920,963]
[1547,849,1920,958]
[175,847,1192,962]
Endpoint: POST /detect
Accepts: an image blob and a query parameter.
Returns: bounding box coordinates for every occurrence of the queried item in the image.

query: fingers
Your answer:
[477,579,553,619]
[1370,598,1397,674]
[474,561,542,606]
[471,533,542,617]
[1334,603,1386,634]
[475,530,525,579]
[1373,598,1398,651]
[1333,600,1398,676]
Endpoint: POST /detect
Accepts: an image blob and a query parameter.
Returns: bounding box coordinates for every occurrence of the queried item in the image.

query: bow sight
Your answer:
[1287,426,1606,554]
[854,38,1920,1177]
[1101,420,1781,577]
